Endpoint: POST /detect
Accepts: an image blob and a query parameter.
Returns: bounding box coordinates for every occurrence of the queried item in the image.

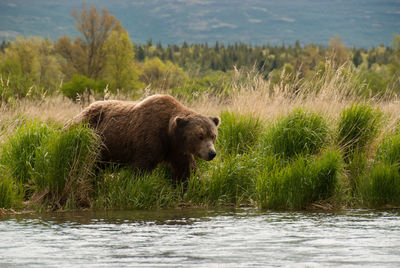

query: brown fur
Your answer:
[67,94,220,181]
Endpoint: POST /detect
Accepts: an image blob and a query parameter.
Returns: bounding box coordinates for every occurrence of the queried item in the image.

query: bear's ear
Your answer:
[174,116,190,128]
[210,116,220,127]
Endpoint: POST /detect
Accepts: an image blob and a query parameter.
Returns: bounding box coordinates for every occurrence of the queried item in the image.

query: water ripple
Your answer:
[1,209,400,267]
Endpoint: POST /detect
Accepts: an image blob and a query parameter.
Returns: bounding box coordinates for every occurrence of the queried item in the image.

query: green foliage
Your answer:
[186,154,259,206]
[56,5,121,80]
[217,111,263,155]
[170,71,232,101]
[61,75,106,101]
[336,104,382,160]
[359,71,391,96]
[93,166,178,209]
[346,152,369,196]
[269,63,296,90]
[257,149,342,209]
[375,134,400,166]
[359,163,400,207]
[103,30,143,94]
[0,121,55,185]
[327,36,350,67]
[33,125,101,208]
[263,108,329,159]
[0,37,61,97]
[358,133,400,207]
[140,57,187,90]
[0,168,23,209]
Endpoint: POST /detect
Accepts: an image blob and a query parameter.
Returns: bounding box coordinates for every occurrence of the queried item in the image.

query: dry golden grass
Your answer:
[192,66,400,133]
[1,65,400,142]
[0,96,80,124]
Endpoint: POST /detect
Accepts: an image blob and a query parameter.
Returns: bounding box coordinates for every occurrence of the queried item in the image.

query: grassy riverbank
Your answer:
[1,101,400,211]
[1,67,400,211]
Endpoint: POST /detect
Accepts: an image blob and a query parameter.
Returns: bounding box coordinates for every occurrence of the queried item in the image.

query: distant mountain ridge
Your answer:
[1,0,399,47]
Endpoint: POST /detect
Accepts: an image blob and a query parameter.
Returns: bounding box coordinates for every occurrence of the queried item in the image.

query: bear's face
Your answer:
[171,115,220,161]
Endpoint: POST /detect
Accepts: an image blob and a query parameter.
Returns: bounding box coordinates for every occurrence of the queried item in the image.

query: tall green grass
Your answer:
[0,103,397,211]
[185,153,260,206]
[217,111,263,155]
[375,134,400,165]
[336,104,383,197]
[256,149,342,210]
[359,133,400,207]
[33,125,101,208]
[336,104,382,160]
[0,121,55,185]
[359,163,400,207]
[93,166,178,209]
[262,108,329,159]
[0,168,23,209]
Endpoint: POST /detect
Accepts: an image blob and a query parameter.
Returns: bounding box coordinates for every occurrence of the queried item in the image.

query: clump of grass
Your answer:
[0,121,55,185]
[375,134,400,165]
[346,152,369,197]
[33,125,101,209]
[93,166,178,209]
[0,168,23,209]
[262,108,329,159]
[336,104,382,161]
[186,153,260,206]
[359,163,400,207]
[257,149,342,210]
[358,133,400,208]
[217,111,263,155]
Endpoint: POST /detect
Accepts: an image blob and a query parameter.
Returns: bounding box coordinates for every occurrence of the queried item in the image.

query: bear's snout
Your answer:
[208,150,217,160]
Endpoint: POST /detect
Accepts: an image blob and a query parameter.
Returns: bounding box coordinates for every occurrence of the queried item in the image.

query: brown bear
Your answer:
[67,94,220,181]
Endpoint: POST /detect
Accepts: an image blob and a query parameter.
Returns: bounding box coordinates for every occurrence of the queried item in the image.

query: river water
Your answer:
[1,208,400,267]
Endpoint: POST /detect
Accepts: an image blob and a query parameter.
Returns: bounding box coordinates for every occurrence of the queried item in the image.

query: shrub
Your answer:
[358,71,390,97]
[170,71,232,101]
[139,57,187,90]
[33,125,101,208]
[61,75,106,101]
[336,104,382,160]
[263,108,329,159]
[217,111,263,155]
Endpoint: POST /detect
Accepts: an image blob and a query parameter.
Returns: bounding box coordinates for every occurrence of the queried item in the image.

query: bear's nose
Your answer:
[208,150,217,160]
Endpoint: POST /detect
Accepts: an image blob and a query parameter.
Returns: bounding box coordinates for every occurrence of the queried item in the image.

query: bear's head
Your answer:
[169,114,220,161]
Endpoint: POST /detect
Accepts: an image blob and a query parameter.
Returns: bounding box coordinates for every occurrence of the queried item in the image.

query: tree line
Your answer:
[0,5,399,103]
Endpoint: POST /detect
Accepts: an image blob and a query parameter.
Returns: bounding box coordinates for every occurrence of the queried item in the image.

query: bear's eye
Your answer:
[199,135,204,141]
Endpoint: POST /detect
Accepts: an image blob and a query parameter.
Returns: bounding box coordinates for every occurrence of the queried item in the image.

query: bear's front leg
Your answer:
[170,154,197,182]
